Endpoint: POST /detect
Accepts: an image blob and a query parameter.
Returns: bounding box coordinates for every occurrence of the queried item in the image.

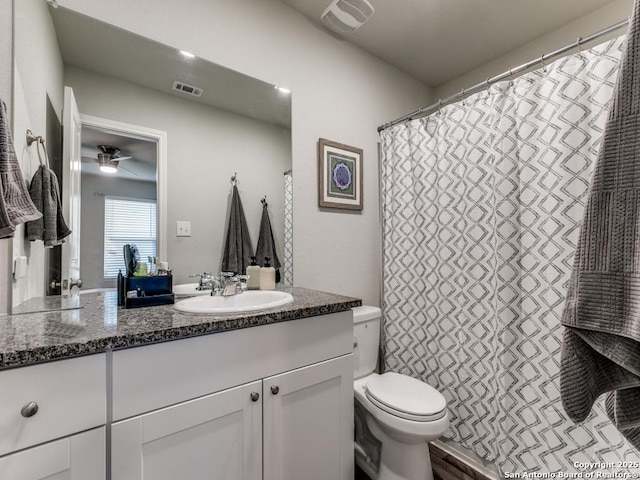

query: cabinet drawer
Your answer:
[112,311,352,421]
[0,427,105,480]
[0,354,106,456]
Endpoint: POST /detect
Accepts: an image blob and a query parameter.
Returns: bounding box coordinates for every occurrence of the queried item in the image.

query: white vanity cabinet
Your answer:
[263,354,353,480]
[0,427,106,480]
[112,381,263,480]
[110,311,354,480]
[0,354,107,480]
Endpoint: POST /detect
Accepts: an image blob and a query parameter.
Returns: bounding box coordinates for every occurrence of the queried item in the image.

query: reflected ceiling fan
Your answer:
[83,145,138,176]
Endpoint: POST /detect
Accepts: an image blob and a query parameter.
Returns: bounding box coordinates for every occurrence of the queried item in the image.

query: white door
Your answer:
[61,86,82,296]
[263,354,354,480]
[0,427,105,480]
[112,380,262,480]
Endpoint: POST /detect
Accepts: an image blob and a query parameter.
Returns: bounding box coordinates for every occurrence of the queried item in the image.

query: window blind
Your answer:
[104,197,157,278]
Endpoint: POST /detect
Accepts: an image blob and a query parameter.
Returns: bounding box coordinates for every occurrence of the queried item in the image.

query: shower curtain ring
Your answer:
[541,53,547,73]
[460,88,466,106]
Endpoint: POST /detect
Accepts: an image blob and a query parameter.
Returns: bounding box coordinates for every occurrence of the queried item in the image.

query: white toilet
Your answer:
[353,306,449,480]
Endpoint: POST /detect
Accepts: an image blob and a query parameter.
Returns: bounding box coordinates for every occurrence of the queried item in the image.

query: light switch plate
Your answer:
[176,221,191,237]
[13,256,27,279]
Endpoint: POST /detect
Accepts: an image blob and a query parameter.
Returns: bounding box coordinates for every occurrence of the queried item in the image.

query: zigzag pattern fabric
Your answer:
[283,171,293,287]
[380,36,640,474]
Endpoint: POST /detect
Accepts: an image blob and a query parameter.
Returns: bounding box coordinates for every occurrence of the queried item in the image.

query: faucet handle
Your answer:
[234,275,248,294]
[189,272,211,278]
[220,271,235,278]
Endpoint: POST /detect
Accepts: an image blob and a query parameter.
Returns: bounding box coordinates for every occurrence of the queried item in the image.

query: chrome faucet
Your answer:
[189,273,220,291]
[216,272,248,296]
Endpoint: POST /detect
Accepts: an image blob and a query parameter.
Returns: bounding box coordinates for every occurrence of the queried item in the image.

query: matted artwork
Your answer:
[317,138,363,210]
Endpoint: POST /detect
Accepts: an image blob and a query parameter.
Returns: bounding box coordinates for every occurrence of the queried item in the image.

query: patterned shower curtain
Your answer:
[380,36,640,475]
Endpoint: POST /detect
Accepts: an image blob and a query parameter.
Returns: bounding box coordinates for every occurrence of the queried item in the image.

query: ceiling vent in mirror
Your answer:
[172,81,203,97]
[320,0,374,36]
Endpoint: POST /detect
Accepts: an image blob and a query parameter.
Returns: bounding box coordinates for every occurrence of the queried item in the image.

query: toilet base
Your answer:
[367,416,434,480]
[378,441,433,480]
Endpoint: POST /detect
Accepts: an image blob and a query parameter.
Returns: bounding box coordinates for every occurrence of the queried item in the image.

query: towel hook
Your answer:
[261,195,268,206]
[26,129,42,147]
[230,172,238,186]
[26,130,50,168]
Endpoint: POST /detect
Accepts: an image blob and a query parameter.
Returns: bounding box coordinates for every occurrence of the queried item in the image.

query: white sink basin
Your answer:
[173,283,211,297]
[174,290,294,314]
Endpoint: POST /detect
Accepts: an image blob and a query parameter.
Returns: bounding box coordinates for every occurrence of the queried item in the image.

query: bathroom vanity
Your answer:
[0,288,360,480]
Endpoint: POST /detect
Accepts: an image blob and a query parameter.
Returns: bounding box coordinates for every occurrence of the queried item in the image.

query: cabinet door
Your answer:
[0,427,105,480]
[263,354,354,480]
[112,380,262,480]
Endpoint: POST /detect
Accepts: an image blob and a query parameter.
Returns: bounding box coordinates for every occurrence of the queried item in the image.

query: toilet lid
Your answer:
[365,372,447,421]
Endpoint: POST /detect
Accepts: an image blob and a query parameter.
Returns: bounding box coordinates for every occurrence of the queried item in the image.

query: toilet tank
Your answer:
[352,306,381,380]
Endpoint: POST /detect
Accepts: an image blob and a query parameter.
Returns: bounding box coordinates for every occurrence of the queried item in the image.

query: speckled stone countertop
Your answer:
[0,287,361,370]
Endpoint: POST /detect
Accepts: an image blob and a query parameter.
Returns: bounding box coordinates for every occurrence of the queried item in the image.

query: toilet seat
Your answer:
[365,372,447,422]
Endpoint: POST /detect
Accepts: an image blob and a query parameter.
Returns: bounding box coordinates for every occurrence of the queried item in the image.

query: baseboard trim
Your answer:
[430,440,500,480]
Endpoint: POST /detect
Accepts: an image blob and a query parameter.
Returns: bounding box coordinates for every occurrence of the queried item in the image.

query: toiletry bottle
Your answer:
[117,269,125,306]
[260,256,276,290]
[247,256,261,290]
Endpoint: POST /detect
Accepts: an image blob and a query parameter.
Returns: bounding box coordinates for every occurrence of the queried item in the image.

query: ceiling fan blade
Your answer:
[119,165,139,177]
[115,156,133,161]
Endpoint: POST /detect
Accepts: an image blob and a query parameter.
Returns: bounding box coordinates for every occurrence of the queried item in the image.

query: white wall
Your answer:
[80,174,157,289]
[436,0,633,99]
[66,66,292,285]
[11,0,64,308]
[56,0,434,306]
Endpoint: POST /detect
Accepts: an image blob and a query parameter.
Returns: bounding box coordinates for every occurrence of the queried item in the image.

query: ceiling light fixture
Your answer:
[97,146,120,174]
[274,85,291,94]
[98,157,118,174]
[179,50,196,58]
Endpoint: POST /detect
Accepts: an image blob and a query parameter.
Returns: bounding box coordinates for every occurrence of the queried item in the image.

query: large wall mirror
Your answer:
[11,0,292,313]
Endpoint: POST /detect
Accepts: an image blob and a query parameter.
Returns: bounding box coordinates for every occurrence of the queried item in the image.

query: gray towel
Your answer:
[255,198,281,283]
[26,164,71,247]
[221,185,253,275]
[0,101,42,238]
[560,0,640,449]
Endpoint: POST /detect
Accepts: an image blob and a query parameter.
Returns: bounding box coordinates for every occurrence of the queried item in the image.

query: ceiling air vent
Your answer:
[320,0,374,36]
[172,81,203,97]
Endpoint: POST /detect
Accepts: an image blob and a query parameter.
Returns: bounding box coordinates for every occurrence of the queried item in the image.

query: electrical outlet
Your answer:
[176,221,191,237]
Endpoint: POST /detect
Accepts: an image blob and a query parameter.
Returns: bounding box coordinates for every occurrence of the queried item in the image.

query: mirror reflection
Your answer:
[11,0,292,313]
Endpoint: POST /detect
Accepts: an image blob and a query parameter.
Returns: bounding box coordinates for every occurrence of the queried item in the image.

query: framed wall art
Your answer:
[317,138,363,210]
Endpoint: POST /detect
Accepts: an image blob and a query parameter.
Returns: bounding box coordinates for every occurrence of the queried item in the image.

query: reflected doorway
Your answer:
[79,125,157,290]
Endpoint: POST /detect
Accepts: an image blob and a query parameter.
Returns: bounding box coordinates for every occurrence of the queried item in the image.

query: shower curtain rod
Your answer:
[377,18,629,133]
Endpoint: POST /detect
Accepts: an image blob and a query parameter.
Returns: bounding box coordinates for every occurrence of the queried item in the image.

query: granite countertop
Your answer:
[0,287,361,370]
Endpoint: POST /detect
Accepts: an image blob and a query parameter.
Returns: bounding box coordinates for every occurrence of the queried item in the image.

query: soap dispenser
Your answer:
[260,257,276,290]
[246,256,261,290]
